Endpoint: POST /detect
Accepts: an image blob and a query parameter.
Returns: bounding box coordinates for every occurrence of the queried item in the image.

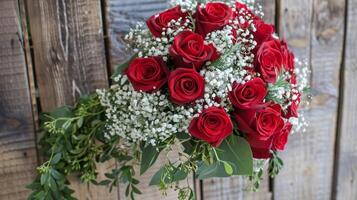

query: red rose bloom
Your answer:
[280,40,295,72]
[169,31,218,70]
[252,19,275,51]
[273,122,292,151]
[195,2,233,36]
[168,68,205,105]
[189,107,233,147]
[125,56,169,92]
[228,78,267,110]
[234,104,284,158]
[146,6,187,37]
[256,39,284,83]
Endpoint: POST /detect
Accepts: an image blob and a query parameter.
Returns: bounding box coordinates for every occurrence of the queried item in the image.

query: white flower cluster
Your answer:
[206,25,235,53]
[97,75,195,146]
[125,18,193,60]
[200,67,251,110]
[170,0,197,12]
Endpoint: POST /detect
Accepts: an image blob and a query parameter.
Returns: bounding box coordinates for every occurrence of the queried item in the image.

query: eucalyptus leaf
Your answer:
[50,153,62,165]
[140,143,162,175]
[196,162,230,179]
[217,135,253,175]
[149,166,187,185]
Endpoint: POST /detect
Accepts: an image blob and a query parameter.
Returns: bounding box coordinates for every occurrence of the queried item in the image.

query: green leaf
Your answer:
[132,185,142,194]
[98,180,111,186]
[111,53,138,80]
[77,117,84,128]
[149,166,187,185]
[140,143,162,175]
[49,169,62,180]
[217,135,253,175]
[40,173,49,185]
[173,167,188,182]
[50,153,62,165]
[149,167,166,186]
[48,176,58,193]
[196,162,229,179]
[49,106,73,118]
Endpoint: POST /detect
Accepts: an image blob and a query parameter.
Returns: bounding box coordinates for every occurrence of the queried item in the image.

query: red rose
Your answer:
[146,6,187,37]
[168,68,205,105]
[234,104,284,158]
[256,39,284,83]
[280,40,295,72]
[195,2,233,36]
[252,19,275,51]
[169,31,218,70]
[125,56,169,92]
[284,92,300,118]
[189,107,233,147]
[228,78,267,110]
[273,122,292,151]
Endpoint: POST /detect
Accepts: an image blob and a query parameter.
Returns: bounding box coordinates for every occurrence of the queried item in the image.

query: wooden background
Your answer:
[0,0,356,199]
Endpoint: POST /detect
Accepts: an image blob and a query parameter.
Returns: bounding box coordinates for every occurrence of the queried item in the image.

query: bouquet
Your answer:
[28,0,310,199]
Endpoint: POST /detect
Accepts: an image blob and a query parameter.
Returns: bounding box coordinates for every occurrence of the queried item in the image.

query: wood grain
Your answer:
[26,0,118,199]
[0,0,38,199]
[334,0,357,199]
[274,0,345,200]
[106,0,169,73]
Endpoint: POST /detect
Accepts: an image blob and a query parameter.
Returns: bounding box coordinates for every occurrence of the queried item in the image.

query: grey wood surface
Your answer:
[0,0,356,199]
[0,0,38,199]
[26,0,118,199]
[274,0,345,200]
[334,0,357,199]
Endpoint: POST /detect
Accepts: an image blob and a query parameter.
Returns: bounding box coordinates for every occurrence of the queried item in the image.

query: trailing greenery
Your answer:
[27,94,254,200]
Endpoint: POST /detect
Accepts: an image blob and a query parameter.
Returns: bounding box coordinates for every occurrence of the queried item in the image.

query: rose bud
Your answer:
[169,31,218,70]
[195,2,233,36]
[125,56,169,92]
[146,6,187,37]
[189,107,233,147]
[228,78,268,110]
[168,68,205,105]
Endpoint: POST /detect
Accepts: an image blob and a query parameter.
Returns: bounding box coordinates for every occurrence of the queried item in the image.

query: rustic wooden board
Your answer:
[26,0,118,199]
[334,0,357,199]
[274,0,345,200]
[106,0,169,73]
[0,0,38,199]
[202,1,275,199]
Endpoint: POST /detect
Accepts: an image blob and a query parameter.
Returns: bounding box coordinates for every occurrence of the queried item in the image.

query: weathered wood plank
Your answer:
[274,0,345,200]
[334,0,357,199]
[107,0,169,72]
[202,1,275,199]
[26,0,118,199]
[0,0,38,199]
